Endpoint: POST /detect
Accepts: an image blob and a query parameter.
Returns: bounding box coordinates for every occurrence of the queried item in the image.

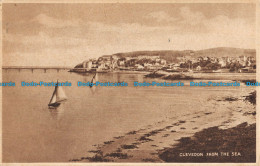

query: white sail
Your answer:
[56,86,67,102]
[49,92,57,104]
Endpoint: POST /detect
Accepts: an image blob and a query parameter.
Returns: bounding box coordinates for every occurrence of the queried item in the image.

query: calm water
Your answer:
[2,70,255,162]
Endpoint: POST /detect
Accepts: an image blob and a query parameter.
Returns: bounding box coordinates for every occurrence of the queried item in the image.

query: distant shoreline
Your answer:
[143,71,256,81]
[70,69,256,75]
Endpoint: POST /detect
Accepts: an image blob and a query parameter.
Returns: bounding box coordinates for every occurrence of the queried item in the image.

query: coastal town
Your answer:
[71,52,256,73]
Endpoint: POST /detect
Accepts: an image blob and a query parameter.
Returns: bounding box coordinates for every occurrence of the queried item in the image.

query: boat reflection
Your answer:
[137,74,143,82]
[49,104,65,121]
[90,73,98,94]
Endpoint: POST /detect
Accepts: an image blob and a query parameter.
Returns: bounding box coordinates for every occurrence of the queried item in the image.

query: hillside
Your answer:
[102,47,256,63]
[194,47,256,58]
[110,47,255,58]
[75,47,256,67]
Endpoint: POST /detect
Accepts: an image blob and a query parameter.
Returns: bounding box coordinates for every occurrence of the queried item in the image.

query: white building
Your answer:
[83,61,92,69]
[196,66,202,71]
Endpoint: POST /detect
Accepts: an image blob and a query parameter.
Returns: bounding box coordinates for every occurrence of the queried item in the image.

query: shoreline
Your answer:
[71,69,256,81]
[70,69,256,75]
[144,71,256,81]
[70,90,256,163]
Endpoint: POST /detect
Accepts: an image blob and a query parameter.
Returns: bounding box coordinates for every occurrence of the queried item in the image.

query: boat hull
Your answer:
[48,102,61,109]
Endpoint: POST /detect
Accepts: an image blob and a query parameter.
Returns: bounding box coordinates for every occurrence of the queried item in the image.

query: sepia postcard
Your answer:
[0,0,259,165]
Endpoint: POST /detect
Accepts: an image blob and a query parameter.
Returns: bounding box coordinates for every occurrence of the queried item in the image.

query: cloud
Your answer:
[206,15,255,37]
[3,32,91,67]
[146,7,206,26]
[4,32,89,47]
[146,11,178,22]
[179,7,206,25]
[3,7,255,66]
[33,13,82,28]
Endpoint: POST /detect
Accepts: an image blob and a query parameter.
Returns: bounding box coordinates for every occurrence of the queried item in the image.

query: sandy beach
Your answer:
[70,89,256,163]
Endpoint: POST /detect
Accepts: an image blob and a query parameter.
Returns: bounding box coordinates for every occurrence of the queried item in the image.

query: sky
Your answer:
[3,3,256,67]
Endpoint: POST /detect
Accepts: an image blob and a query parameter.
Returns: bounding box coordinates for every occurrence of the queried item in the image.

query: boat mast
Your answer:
[48,80,59,105]
[49,86,57,104]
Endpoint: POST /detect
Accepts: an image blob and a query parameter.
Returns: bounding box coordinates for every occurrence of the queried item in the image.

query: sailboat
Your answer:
[90,73,98,94]
[48,81,67,108]
[90,73,98,88]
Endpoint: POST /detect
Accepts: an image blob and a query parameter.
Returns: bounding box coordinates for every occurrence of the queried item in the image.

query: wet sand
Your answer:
[70,90,256,162]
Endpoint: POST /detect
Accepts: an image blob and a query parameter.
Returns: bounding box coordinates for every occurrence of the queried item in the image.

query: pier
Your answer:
[2,66,73,73]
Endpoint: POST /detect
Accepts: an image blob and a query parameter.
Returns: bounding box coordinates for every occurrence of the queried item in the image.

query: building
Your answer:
[135,64,144,70]
[118,60,125,66]
[161,59,167,65]
[196,66,202,71]
[83,61,92,69]
[218,60,226,67]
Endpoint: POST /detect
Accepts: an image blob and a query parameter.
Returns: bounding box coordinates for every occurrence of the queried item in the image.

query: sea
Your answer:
[2,69,256,162]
